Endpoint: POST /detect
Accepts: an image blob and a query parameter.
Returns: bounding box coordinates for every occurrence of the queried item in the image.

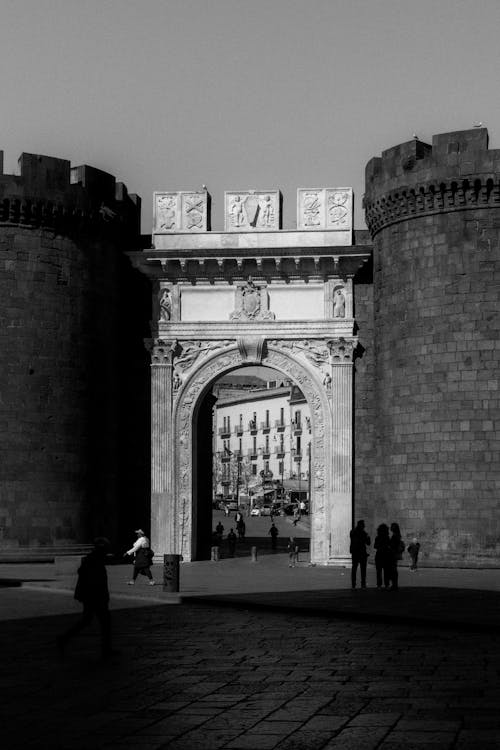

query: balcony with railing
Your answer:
[234,424,244,436]
[248,420,258,435]
[292,420,302,436]
[274,445,286,457]
[260,421,271,434]
[274,420,286,432]
[292,450,303,461]
[219,426,231,438]
[261,445,271,459]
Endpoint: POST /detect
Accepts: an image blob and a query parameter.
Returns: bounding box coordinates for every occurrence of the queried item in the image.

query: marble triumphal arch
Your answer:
[138,188,370,565]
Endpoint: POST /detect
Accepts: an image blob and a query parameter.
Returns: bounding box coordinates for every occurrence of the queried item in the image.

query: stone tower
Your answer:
[0,152,150,553]
[363,128,500,565]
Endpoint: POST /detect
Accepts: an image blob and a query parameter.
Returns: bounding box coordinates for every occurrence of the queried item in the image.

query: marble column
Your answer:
[328,339,356,564]
[150,339,175,555]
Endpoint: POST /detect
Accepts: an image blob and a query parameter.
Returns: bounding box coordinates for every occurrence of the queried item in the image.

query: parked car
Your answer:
[271,502,285,516]
[250,506,262,516]
[226,500,239,511]
[260,504,272,516]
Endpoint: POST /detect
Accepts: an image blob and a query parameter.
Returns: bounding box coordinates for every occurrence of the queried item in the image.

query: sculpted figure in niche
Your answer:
[333,288,346,318]
[230,195,245,227]
[159,289,172,322]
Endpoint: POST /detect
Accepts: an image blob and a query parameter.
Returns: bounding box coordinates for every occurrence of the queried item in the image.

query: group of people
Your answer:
[350,519,421,590]
[212,518,282,560]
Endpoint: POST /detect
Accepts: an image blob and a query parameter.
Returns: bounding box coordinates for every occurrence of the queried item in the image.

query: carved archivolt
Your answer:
[173,344,331,559]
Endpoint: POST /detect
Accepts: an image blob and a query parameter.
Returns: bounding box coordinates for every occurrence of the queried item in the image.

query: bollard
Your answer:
[251,546,258,562]
[163,554,181,592]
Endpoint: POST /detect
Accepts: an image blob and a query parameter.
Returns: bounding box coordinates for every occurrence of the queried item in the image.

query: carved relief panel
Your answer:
[297,188,353,231]
[224,190,281,231]
[154,191,208,233]
[230,278,275,321]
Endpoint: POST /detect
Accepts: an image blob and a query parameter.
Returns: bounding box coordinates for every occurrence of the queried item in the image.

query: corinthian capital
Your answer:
[151,338,177,365]
[327,338,356,363]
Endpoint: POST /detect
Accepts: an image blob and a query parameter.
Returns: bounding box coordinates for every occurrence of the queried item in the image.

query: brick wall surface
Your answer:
[363,128,500,565]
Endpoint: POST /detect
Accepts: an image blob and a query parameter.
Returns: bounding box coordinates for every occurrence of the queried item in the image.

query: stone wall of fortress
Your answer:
[0,153,150,551]
[362,128,500,565]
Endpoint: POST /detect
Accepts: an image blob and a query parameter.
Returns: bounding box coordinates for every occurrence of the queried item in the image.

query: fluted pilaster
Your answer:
[150,339,175,554]
[328,339,355,563]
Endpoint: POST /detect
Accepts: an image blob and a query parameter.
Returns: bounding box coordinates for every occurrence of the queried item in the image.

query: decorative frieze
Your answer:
[224,190,281,231]
[154,191,208,233]
[297,188,353,231]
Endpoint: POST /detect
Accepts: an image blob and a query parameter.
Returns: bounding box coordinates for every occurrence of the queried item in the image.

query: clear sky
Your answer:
[2,0,500,233]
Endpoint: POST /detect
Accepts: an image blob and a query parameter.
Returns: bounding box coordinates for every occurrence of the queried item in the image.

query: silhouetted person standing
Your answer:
[374,523,391,588]
[227,528,237,557]
[57,537,113,659]
[268,522,279,551]
[350,519,371,589]
[388,522,404,590]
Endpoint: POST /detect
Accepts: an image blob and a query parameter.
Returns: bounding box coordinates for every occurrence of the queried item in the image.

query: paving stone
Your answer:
[379,730,456,749]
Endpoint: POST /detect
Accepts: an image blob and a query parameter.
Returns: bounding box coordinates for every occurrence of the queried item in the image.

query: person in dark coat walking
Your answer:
[374,523,391,588]
[57,537,113,658]
[350,519,371,589]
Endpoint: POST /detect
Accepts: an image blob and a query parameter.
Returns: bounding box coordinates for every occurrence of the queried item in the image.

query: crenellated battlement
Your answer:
[0,151,141,238]
[364,128,500,236]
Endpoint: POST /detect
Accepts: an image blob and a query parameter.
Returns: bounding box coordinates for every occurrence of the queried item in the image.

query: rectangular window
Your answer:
[252,464,257,475]
[265,409,270,426]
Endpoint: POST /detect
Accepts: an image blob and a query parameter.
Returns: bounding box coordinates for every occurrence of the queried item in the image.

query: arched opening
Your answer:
[192,364,313,560]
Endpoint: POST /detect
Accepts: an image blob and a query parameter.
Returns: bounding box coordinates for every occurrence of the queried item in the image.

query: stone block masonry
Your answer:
[363,128,500,565]
[0,152,150,552]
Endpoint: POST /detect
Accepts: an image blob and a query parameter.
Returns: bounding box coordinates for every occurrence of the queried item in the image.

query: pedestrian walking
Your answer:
[388,522,405,590]
[350,519,371,589]
[287,536,299,567]
[215,521,224,541]
[227,528,237,557]
[57,537,114,659]
[237,518,246,539]
[374,523,391,588]
[211,530,220,561]
[124,529,155,585]
[292,506,300,526]
[268,522,279,551]
[408,537,421,571]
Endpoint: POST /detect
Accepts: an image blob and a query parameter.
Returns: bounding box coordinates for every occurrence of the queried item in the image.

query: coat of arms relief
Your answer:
[230,278,275,321]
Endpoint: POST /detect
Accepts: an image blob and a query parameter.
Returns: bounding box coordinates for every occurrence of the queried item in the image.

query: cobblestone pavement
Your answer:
[2,595,499,750]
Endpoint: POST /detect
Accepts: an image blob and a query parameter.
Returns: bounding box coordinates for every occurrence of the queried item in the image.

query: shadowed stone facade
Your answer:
[362,127,500,565]
[2,128,500,567]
